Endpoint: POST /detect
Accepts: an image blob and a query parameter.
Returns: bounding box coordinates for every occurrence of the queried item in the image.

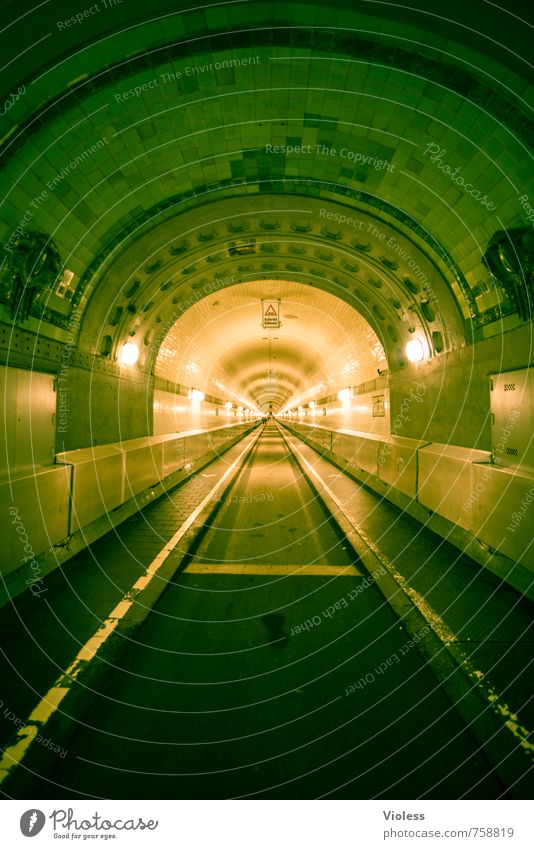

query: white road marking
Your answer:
[0,429,262,786]
[284,431,534,761]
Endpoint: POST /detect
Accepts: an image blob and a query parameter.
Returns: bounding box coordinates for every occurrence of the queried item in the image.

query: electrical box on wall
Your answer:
[0,365,56,475]
[489,367,534,472]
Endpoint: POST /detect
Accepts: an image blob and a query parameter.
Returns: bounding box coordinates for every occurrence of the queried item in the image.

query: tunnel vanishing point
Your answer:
[0,0,533,801]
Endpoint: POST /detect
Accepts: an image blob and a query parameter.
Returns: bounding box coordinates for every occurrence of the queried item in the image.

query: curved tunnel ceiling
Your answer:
[78,193,465,376]
[155,279,387,410]
[0,0,532,404]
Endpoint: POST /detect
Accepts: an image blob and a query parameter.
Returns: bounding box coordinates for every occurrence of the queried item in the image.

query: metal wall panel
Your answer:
[285,421,532,570]
[116,437,166,499]
[353,436,379,476]
[292,388,390,436]
[471,464,534,570]
[1,466,71,579]
[330,431,380,475]
[490,367,534,472]
[161,436,186,477]
[1,424,258,577]
[56,445,125,531]
[153,388,238,436]
[377,436,425,499]
[0,365,55,476]
[184,432,209,466]
[298,424,330,453]
[331,432,357,464]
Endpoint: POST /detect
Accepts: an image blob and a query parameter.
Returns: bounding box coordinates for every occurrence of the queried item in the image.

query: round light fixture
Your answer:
[337,387,351,403]
[405,338,425,363]
[225,401,233,410]
[119,342,139,366]
[189,388,205,402]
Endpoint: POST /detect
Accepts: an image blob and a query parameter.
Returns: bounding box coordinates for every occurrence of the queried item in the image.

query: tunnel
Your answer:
[0,0,533,805]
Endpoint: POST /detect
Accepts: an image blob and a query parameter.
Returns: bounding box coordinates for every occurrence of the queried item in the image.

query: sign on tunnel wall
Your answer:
[262,299,281,328]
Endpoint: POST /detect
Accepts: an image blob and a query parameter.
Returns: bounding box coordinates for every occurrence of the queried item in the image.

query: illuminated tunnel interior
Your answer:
[0,0,533,805]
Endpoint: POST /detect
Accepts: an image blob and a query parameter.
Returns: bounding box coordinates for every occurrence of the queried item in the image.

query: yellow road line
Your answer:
[184,563,362,575]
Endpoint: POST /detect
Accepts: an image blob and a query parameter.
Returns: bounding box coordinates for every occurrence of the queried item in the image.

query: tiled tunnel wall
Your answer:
[0,0,532,585]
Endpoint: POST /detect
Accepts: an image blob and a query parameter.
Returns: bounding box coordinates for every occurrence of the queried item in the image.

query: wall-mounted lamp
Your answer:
[337,387,351,403]
[119,342,139,366]
[189,388,205,402]
[405,338,425,363]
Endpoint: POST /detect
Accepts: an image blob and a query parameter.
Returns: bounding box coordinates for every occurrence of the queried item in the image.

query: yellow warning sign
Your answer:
[262,299,281,328]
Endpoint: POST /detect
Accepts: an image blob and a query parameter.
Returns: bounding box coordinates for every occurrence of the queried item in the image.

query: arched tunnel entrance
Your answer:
[153,279,389,428]
[0,0,532,809]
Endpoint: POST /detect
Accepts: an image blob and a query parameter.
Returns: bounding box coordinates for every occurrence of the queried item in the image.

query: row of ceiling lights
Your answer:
[120,344,259,412]
[120,338,426,369]
[280,338,426,414]
[119,335,426,417]
[189,391,260,415]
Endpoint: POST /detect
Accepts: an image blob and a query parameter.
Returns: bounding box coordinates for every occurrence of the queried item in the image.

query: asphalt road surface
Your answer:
[3,426,505,799]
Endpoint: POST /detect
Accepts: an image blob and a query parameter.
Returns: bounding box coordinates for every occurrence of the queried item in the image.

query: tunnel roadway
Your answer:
[0,424,530,799]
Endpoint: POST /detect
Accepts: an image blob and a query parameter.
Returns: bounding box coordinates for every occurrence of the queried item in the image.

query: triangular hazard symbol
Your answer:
[265,304,277,316]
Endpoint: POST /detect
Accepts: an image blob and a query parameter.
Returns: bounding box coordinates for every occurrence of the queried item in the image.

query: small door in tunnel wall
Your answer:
[0,365,56,475]
[490,367,534,472]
